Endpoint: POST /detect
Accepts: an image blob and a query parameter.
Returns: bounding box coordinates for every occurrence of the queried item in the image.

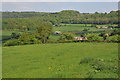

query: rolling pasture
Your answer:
[3,43,118,78]
[53,24,104,32]
[2,10,119,79]
[1,24,102,41]
[2,24,117,41]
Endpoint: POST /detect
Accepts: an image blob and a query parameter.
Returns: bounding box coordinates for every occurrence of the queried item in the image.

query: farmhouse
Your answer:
[96,26,108,29]
[101,27,108,29]
[74,37,87,40]
[54,31,61,34]
[96,27,101,29]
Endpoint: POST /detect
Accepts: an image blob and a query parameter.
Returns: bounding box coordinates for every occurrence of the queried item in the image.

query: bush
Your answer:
[19,32,40,45]
[11,32,21,39]
[47,40,58,43]
[83,28,89,31]
[59,32,75,41]
[106,35,119,42]
[85,34,104,41]
[79,58,118,72]
[79,57,94,64]
[3,39,19,46]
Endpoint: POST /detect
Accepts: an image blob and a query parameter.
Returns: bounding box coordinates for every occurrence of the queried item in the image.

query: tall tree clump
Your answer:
[36,22,53,43]
[18,32,39,45]
[59,32,75,42]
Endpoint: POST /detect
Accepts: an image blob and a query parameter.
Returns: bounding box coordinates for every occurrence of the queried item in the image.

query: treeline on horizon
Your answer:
[2,10,120,46]
[2,10,119,27]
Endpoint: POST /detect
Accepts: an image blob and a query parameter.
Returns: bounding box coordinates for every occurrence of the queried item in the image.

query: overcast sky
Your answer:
[2,0,119,2]
[2,2,118,13]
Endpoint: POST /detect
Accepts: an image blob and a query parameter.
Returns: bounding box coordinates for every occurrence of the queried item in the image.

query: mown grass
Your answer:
[2,42,118,78]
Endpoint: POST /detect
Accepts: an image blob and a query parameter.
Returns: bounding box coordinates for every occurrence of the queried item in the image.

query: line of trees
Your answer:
[3,29,120,46]
[2,10,119,46]
[2,10,119,30]
[3,22,53,46]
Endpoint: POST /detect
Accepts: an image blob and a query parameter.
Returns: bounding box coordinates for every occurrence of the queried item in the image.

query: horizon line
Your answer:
[1,10,119,13]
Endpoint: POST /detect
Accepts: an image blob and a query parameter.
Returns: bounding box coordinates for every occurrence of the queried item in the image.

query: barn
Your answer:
[54,31,61,34]
[74,37,87,40]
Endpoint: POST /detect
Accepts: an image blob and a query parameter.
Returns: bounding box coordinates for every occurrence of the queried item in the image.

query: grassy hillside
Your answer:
[3,43,118,78]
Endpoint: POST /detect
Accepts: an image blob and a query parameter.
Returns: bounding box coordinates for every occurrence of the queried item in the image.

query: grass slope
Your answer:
[3,43,118,78]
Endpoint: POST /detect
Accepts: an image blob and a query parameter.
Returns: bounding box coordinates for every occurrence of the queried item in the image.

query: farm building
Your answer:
[96,26,108,29]
[74,37,87,40]
[101,27,108,29]
[54,31,61,34]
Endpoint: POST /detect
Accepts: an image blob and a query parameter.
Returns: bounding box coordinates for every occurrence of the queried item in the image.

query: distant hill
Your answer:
[2,10,119,30]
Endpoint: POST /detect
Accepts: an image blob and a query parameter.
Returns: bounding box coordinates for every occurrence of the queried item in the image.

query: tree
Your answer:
[11,32,21,39]
[4,39,19,46]
[19,32,31,44]
[36,22,53,43]
[83,28,89,31]
[106,35,119,42]
[18,32,39,44]
[59,32,75,41]
[86,34,103,41]
[2,10,118,30]
[104,30,111,39]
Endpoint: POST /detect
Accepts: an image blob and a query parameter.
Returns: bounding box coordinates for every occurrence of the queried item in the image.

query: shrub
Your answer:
[79,58,118,72]
[47,40,58,43]
[19,32,40,45]
[11,32,21,39]
[91,60,106,71]
[83,28,89,31]
[85,34,104,41]
[106,35,119,42]
[59,32,75,41]
[79,57,94,64]
[3,39,19,46]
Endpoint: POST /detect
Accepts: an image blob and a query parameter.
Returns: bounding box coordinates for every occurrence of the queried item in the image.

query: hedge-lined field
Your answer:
[53,24,116,32]
[3,43,118,78]
[2,24,117,41]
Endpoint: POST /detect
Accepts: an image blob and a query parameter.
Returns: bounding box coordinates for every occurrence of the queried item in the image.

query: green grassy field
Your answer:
[53,24,104,32]
[2,30,35,40]
[3,43,118,78]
